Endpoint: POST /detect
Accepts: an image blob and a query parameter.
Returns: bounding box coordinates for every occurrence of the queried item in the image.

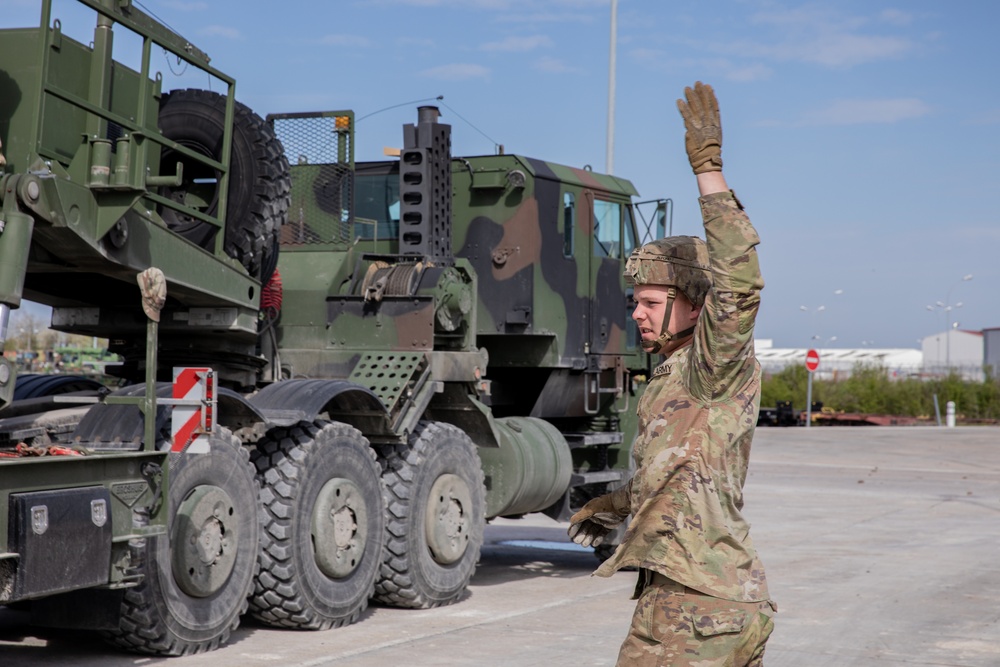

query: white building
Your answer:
[921,329,984,381]
[985,328,1000,380]
[755,340,923,381]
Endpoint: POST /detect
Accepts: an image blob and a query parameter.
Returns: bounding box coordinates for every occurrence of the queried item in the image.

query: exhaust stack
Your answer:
[398,106,453,266]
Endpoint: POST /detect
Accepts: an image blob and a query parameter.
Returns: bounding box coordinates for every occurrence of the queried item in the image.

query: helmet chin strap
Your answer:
[640,287,696,355]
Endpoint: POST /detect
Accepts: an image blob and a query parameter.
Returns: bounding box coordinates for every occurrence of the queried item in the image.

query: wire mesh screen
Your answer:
[270,113,354,246]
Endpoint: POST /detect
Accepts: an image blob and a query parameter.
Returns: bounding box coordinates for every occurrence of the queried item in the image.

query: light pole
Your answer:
[606,0,618,175]
[799,304,826,343]
[799,289,842,345]
[926,274,973,374]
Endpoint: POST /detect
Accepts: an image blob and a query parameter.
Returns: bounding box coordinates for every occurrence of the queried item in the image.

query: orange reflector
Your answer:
[335,115,350,130]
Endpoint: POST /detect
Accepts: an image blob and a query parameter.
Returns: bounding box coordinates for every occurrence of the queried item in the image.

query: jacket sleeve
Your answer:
[688,190,764,401]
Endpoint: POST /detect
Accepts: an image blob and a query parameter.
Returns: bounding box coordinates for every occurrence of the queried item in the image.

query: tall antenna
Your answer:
[606,0,618,175]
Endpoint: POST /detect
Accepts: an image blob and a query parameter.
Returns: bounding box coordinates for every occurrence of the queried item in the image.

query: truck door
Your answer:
[587,194,636,356]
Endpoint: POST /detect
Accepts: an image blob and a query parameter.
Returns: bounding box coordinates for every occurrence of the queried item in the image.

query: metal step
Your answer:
[570,470,626,486]
[562,432,623,449]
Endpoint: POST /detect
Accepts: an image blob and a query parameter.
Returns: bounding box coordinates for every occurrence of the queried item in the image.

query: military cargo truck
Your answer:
[266,105,659,608]
[0,0,665,657]
[0,0,388,654]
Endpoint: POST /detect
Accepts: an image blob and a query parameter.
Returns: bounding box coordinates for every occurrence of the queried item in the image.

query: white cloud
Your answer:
[320,34,372,48]
[968,109,1000,125]
[727,31,912,68]
[481,35,553,52]
[533,57,583,74]
[628,47,667,64]
[373,0,603,14]
[800,98,931,126]
[495,12,595,24]
[199,25,241,40]
[751,6,865,32]
[956,225,1000,241]
[879,9,915,26]
[723,6,918,68]
[801,34,912,68]
[627,49,771,83]
[390,0,605,7]
[724,63,773,83]
[373,0,516,8]
[420,63,491,81]
[162,1,208,10]
[396,36,437,49]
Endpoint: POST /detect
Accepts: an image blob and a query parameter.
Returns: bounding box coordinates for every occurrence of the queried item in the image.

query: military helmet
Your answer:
[624,236,712,307]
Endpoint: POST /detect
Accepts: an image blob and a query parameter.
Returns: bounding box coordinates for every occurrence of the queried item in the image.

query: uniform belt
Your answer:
[643,569,685,592]
[650,571,673,586]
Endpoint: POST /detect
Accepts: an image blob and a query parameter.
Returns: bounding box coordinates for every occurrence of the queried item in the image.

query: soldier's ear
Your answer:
[689,304,703,321]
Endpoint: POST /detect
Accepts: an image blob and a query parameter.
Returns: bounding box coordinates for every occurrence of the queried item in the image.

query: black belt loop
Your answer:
[632,567,652,599]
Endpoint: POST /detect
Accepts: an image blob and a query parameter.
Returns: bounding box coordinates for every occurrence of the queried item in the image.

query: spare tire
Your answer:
[158,89,289,279]
[13,374,105,400]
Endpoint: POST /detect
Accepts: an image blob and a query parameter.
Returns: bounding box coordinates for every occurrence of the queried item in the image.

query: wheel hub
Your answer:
[172,485,239,598]
[425,473,472,565]
[312,477,368,578]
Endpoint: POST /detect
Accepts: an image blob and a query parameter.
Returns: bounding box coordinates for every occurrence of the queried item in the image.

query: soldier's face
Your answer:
[633,285,669,342]
[633,285,697,345]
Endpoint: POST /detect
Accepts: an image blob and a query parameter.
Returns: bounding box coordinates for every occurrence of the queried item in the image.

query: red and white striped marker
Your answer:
[170,367,215,453]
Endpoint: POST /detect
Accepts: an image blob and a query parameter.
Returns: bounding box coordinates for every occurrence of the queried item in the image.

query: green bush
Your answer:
[760,364,809,408]
[761,364,1000,421]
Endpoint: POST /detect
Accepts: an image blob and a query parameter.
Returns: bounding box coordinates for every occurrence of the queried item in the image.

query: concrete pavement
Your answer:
[1,426,998,666]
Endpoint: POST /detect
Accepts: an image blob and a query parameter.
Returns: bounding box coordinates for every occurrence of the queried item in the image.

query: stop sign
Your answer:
[805,348,820,372]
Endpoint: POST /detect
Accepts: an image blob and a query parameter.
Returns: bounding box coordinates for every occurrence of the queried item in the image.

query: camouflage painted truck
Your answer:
[0,0,667,657]
[0,0,389,655]
[264,104,663,606]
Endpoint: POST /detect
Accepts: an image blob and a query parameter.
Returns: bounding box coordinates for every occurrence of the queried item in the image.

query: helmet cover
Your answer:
[624,236,711,308]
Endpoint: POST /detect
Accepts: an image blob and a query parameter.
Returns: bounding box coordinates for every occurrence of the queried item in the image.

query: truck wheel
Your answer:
[105,428,259,655]
[12,374,104,399]
[375,421,485,609]
[158,88,290,279]
[250,420,385,629]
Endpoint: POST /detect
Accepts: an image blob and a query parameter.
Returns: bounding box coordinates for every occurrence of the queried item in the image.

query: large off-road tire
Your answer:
[72,383,172,451]
[12,374,104,399]
[104,428,259,655]
[250,420,385,629]
[158,88,290,279]
[375,421,485,609]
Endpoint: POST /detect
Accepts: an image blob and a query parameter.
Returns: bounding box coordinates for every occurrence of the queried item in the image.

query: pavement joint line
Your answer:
[928,497,1000,513]
[753,460,1000,475]
[282,579,635,667]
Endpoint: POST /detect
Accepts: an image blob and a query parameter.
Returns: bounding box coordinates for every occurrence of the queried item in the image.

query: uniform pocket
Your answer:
[692,608,748,637]
[738,301,759,335]
[634,580,686,643]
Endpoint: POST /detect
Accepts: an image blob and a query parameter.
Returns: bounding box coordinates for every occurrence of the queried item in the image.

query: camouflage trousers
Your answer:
[616,571,775,667]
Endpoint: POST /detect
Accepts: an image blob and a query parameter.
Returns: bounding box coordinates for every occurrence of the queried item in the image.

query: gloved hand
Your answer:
[677,81,722,174]
[567,486,630,548]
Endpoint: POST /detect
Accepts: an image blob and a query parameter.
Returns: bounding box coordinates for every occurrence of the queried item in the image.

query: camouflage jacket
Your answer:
[595,190,769,603]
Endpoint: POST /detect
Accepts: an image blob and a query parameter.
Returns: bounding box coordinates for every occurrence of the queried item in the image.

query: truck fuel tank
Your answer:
[478,416,572,519]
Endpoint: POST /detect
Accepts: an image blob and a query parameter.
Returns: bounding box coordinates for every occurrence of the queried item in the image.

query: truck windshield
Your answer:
[593,199,636,259]
[354,171,400,240]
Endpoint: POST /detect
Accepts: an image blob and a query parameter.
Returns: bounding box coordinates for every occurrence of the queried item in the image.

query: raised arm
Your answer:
[678,82,764,395]
[677,81,730,196]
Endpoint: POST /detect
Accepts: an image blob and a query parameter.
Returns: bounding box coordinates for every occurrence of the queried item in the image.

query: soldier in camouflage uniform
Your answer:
[568,81,775,666]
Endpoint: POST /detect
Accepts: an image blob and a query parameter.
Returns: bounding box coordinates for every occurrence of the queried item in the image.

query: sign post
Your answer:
[805,349,820,428]
[169,367,216,453]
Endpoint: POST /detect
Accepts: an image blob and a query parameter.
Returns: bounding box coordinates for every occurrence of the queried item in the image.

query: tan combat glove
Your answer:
[677,81,722,174]
[137,267,167,322]
[567,483,631,548]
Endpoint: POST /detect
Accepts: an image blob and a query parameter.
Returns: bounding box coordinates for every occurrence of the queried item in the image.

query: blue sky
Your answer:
[5,0,999,349]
